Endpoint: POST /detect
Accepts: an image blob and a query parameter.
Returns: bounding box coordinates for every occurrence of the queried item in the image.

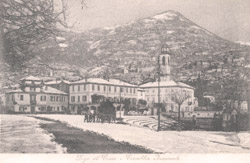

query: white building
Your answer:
[68,78,138,113]
[5,76,68,113]
[139,45,195,113]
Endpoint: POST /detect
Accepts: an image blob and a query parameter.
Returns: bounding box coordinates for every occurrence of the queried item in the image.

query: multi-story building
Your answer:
[68,78,138,113]
[5,76,68,113]
[139,45,195,113]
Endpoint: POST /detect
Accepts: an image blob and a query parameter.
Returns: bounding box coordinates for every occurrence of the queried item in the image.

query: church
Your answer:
[139,45,195,113]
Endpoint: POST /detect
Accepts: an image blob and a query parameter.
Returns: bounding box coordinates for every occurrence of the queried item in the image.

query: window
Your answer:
[30,87,35,92]
[97,85,100,91]
[82,96,87,102]
[50,96,53,101]
[78,96,80,102]
[162,56,166,65]
[57,107,60,111]
[20,95,24,101]
[40,96,43,101]
[109,86,111,92]
[92,84,95,91]
[56,96,59,102]
[104,86,106,91]
[72,86,74,92]
[78,85,80,91]
[44,96,46,101]
[126,88,128,93]
[84,84,86,90]
[133,88,135,93]
[71,96,75,102]
[120,87,123,92]
[31,95,35,101]
[130,88,132,93]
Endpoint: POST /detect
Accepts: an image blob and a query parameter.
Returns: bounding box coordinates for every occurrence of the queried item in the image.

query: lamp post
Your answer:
[157,54,161,131]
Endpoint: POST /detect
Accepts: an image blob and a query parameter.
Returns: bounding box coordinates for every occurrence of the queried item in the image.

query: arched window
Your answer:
[162,56,166,65]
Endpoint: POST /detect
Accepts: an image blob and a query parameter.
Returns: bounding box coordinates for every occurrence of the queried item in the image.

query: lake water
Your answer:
[0,115,65,153]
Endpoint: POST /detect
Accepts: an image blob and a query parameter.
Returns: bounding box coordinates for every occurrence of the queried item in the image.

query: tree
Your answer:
[219,71,248,111]
[0,0,86,70]
[0,0,66,69]
[171,89,191,131]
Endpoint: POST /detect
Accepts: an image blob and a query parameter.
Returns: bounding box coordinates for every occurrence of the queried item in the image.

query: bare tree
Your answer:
[0,0,87,70]
[171,89,191,131]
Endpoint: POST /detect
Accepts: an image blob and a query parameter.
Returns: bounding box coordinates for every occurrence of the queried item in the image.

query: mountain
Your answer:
[2,10,250,97]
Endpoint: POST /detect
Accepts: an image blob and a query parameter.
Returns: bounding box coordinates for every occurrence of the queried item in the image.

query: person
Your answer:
[192,115,197,130]
[84,111,89,122]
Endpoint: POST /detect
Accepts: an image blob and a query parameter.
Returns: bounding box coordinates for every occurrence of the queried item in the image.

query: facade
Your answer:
[139,45,195,113]
[5,76,68,113]
[68,78,138,113]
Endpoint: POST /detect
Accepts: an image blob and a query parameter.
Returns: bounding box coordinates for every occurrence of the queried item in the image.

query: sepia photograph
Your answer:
[0,0,250,162]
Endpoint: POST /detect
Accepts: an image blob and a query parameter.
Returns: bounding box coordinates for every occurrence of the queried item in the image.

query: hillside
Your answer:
[2,10,250,97]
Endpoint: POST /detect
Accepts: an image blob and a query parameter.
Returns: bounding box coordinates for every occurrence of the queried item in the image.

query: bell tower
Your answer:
[159,45,171,81]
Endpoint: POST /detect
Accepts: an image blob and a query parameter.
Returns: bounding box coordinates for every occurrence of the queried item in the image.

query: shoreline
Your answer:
[34,116,154,153]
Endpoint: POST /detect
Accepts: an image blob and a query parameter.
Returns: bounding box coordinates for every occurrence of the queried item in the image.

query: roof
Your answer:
[6,89,23,93]
[44,80,71,85]
[140,80,194,89]
[71,78,136,87]
[72,78,111,85]
[42,86,67,95]
[6,87,67,95]
[20,76,41,81]
[109,79,137,87]
[44,80,62,85]
[176,82,195,89]
[139,80,177,88]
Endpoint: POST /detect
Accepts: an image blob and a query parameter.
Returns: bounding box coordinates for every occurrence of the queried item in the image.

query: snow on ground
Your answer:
[153,12,176,20]
[167,31,175,34]
[143,19,156,23]
[236,41,250,46]
[33,115,250,153]
[90,40,100,49]
[127,40,137,45]
[59,43,68,48]
[0,115,66,153]
[237,132,250,149]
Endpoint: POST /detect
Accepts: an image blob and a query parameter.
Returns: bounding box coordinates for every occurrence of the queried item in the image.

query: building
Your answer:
[68,78,138,114]
[5,76,68,113]
[45,80,71,93]
[139,45,195,114]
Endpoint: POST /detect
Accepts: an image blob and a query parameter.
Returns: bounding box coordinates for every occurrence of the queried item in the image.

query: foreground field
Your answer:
[0,115,65,153]
[33,114,250,153]
[35,117,153,153]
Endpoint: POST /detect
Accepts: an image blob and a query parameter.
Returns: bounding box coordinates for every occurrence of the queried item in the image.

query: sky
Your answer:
[57,0,250,42]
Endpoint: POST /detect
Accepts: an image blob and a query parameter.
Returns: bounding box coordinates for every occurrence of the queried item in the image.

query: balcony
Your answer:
[30,100,36,105]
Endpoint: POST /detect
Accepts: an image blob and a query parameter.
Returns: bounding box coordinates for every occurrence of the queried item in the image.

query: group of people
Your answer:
[82,109,116,123]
